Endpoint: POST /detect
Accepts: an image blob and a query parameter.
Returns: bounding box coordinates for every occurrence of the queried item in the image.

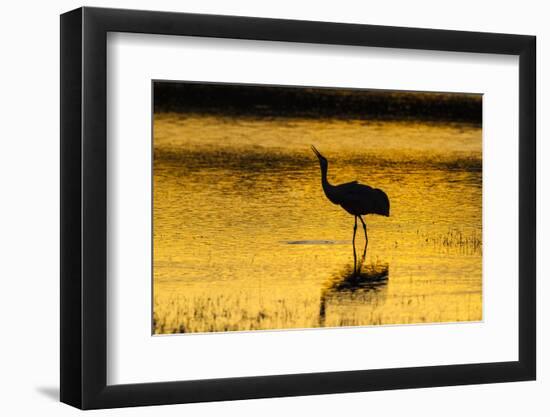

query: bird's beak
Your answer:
[311,145,323,159]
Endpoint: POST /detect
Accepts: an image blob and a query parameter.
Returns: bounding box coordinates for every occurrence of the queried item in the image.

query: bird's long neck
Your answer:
[320,164,329,187]
[320,163,337,203]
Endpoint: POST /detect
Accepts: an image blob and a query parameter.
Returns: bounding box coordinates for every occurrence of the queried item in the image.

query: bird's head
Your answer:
[311,145,328,170]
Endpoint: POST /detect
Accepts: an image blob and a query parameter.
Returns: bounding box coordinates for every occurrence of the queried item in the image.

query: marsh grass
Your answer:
[418,228,482,254]
[153,285,481,334]
[153,287,321,334]
[153,258,482,334]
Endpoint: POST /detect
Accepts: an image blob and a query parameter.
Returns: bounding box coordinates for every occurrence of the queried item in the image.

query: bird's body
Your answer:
[323,180,390,217]
[311,145,390,270]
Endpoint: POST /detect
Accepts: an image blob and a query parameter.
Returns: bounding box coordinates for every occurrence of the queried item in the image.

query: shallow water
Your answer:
[153,114,482,334]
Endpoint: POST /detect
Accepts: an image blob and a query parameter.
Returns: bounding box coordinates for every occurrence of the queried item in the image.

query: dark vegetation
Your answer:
[154,81,482,125]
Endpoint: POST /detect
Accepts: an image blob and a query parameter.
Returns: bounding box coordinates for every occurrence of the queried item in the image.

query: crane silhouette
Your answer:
[311,145,390,268]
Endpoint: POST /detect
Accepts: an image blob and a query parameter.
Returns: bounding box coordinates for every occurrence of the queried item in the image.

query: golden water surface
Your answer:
[153,113,482,334]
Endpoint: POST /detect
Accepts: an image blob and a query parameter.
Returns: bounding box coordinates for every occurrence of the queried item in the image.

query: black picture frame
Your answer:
[60,6,536,410]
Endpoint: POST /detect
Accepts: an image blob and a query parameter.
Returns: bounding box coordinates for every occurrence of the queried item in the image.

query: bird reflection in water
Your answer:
[319,260,389,327]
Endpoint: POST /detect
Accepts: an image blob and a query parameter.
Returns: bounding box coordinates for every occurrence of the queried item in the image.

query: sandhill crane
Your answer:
[311,145,390,261]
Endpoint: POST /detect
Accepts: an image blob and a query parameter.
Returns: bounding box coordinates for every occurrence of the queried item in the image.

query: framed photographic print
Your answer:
[60,6,536,409]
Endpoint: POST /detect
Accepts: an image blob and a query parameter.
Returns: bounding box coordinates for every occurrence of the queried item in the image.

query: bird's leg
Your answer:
[358,216,368,244]
[353,216,358,246]
[352,216,358,275]
[359,216,368,261]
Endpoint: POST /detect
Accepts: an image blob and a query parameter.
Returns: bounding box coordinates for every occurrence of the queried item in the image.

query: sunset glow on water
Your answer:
[153,112,482,334]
